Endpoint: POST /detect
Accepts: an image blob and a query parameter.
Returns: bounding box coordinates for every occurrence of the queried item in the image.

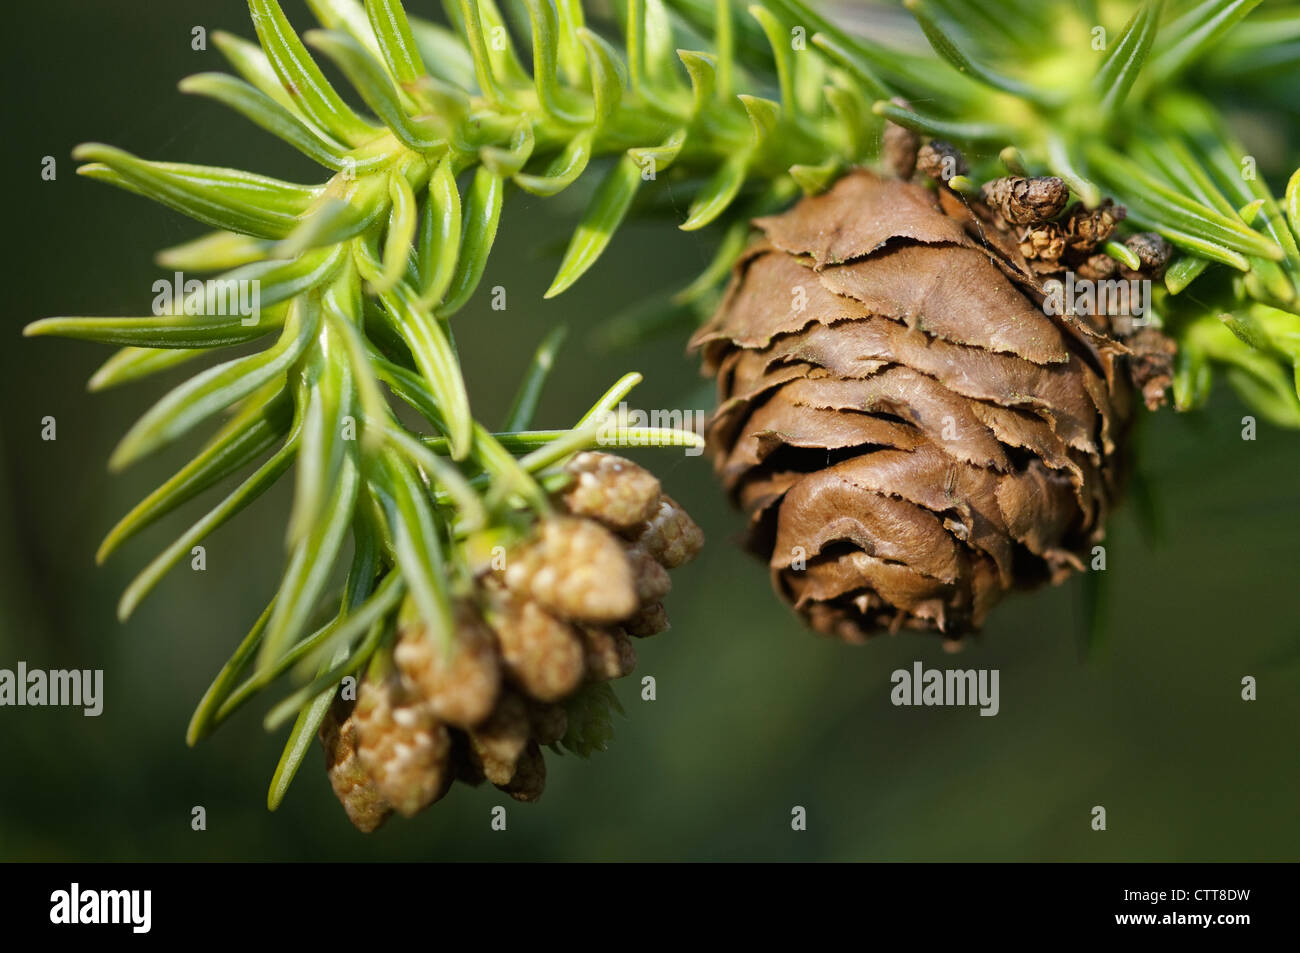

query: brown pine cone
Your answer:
[692,168,1149,641]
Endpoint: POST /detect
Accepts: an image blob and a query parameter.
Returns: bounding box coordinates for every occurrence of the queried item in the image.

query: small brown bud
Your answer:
[449,730,486,786]
[579,625,637,681]
[882,99,920,179]
[395,603,500,729]
[630,495,704,569]
[489,592,585,703]
[1061,199,1125,251]
[981,176,1070,226]
[353,673,451,818]
[1073,252,1119,281]
[319,697,392,833]
[559,452,661,530]
[1122,232,1173,279]
[505,516,639,623]
[625,543,672,605]
[468,692,531,786]
[1018,222,1066,262]
[525,699,569,746]
[497,741,547,803]
[624,602,670,638]
[1127,326,1178,410]
[916,140,968,185]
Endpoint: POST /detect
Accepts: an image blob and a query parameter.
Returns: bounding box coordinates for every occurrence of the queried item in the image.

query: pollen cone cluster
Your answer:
[319,453,702,831]
[692,163,1175,643]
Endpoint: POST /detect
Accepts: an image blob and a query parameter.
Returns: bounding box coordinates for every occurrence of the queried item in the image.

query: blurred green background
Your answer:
[1,1,1297,861]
